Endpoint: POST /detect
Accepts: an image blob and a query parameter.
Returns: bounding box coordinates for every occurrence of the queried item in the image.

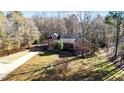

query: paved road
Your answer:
[0,51,39,80]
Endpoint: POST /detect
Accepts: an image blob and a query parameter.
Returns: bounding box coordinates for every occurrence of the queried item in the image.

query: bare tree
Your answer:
[77,11,92,57]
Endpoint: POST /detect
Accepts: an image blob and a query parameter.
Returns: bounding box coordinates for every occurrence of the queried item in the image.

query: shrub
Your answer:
[3,38,13,55]
[53,40,63,50]
[45,67,56,76]
[12,41,20,50]
[39,34,49,43]
[32,40,38,45]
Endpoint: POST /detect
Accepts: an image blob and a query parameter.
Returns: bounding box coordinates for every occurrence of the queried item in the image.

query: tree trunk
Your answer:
[114,14,121,59]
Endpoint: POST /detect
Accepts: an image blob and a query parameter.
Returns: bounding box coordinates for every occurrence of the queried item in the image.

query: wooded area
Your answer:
[0,11,124,61]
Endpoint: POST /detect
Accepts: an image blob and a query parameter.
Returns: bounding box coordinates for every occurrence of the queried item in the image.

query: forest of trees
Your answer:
[0,11,124,61]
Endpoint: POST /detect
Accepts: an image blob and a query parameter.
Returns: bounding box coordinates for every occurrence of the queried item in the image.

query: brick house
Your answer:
[48,33,91,55]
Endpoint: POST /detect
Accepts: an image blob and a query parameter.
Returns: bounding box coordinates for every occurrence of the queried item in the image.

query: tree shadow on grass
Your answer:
[32,59,124,81]
[38,51,56,56]
[3,53,124,81]
[30,45,48,52]
[2,56,81,81]
[38,49,78,58]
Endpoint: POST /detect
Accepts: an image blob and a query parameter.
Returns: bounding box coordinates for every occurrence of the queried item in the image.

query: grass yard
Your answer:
[0,50,29,64]
[2,50,124,81]
[2,51,60,80]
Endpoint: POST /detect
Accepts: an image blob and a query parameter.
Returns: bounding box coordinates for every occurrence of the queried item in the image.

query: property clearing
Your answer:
[2,50,124,81]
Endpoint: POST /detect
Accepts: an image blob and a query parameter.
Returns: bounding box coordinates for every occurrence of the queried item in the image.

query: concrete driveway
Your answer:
[0,51,39,80]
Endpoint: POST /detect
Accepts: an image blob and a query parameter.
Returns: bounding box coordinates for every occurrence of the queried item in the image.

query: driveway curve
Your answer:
[0,51,39,80]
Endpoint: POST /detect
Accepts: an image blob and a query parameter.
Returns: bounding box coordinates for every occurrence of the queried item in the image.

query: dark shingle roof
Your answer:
[60,38,77,43]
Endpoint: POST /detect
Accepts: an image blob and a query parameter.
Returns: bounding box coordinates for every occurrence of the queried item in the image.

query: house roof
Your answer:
[59,34,90,44]
[60,38,77,43]
[51,33,59,37]
[49,32,90,44]
[60,37,90,44]
[60,34,80,38]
